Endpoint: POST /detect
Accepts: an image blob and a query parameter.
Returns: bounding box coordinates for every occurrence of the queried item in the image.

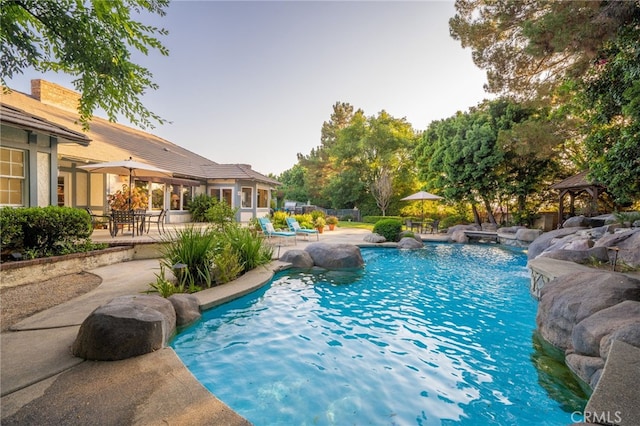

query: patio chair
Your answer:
[258,217,296,244]
[85,207,111,231]
[145,209,167,234]
[285,217,319,241]
[427,219,440,234]
[110,210,135,237]
[405,219,422,234]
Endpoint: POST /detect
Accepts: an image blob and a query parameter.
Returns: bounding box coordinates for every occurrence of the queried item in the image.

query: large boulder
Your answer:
[447,225,478,244]
[527,227,585,260]
[305,243,365,270]
[363,233,386,243]
[565,353,605,388]
[397,237,424,249]
[168,293,201,327]
[536,272,640,350]
[538,246,609,264]
[450,230,469,243]
[594,228,640,268]
[572,300,640,358]
[514,228,543,242]
[280,249,315,269]
[563,215,588,228]
[72,295,176,361]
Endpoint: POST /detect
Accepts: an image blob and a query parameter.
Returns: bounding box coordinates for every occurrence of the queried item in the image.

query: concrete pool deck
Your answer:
[1,228,637,425]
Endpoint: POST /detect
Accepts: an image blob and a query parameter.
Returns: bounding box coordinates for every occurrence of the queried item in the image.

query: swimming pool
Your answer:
[171,244,585,425]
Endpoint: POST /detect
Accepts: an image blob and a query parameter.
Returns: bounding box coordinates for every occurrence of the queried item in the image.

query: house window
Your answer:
[170,185,181,210]
[257,188,268,208]
[210,188,233,206]
[0,147,25,206]
[241,187,252,208]
[151,182,165,210]
[181,186,192,209]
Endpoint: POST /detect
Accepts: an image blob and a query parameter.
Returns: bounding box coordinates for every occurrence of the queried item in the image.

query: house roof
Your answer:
[1,85,279,185]
[0,104,90,146]
[201,163,280,185]
[550,170,604,190]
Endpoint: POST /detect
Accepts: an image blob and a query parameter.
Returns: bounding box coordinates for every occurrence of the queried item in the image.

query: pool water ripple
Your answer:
[171,245,583,425]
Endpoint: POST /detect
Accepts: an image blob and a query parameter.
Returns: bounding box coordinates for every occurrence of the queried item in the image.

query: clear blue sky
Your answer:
[7,0,489,176]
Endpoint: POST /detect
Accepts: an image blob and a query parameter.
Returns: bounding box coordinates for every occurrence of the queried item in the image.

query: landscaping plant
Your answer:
[159,226,216,288]
[373,218,403,242]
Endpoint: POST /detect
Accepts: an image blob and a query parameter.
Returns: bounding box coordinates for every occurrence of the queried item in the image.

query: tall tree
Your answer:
[1,0,169,129]
[371,167,393,216]
[416,99,562,225]
[580,21,640,205]
[450,0,638,99]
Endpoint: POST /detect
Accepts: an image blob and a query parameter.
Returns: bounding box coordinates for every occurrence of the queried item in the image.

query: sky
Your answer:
[6,0,490,176]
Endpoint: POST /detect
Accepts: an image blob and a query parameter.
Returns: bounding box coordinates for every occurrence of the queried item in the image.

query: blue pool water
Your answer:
[171,245,582,425]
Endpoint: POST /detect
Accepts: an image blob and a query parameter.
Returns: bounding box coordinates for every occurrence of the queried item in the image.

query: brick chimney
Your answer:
[30,79,80,113]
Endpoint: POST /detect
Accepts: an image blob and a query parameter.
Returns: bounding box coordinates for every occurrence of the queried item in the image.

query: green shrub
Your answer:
[363,215,403,224]
[1,206,93,259]
[221,225,273,272]
[271,210,289,229]
[160,226,217,288]
[212,242,244,284]
[373,219,403,242]
[0,207,22,249]
[186,194,216,222]
[293,214,314,229]
[310,210,326,221]
[204,199,237,229]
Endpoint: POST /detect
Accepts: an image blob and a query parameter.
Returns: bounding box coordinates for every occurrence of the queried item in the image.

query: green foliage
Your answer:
[271,210,289,230]
[450,1,636,98]
[147,264,185,298]
[362,215,403,224]
[373,219,403,242]
[159,226,216,288]
[0,0,170,129]
[294,103,421,214]
[580,20,640,205]
[326,215,339,225]
[0,207,22,249]
[440,215,470,230]
[212,242,243,284]
[0,206,95,259]
[204,200,238,230]
[220,225,273,272]
[186,194,216,222]
[293,214,314,229]
[614,211,640,227]
[310,210,326,221]
[313,216,326,228]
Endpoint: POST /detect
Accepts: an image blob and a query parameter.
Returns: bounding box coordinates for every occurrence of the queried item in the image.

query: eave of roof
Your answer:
[550,170,604,190]
[0,104,91,146]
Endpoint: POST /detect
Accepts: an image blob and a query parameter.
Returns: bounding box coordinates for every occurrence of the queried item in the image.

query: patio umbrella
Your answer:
[79,157,172,209]
[400,190,443,223]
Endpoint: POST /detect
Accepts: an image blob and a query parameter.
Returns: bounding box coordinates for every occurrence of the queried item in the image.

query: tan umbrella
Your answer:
[401,190,443,223]
[79,157,172,209]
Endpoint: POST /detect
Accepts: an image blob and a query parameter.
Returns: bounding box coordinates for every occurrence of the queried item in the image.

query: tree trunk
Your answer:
[483,198,497,224]
[472,204,481,225]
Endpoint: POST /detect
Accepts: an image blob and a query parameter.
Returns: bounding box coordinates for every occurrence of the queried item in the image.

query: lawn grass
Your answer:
[337,221,374,230]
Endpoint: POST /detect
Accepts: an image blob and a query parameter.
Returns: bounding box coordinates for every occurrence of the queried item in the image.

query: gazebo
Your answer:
[550,170,607,226]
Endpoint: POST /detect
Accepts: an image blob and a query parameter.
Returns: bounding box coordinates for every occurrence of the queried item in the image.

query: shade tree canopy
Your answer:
[0,0,169,129]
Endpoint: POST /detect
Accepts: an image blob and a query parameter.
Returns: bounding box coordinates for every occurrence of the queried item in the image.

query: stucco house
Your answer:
[0,79,280,223]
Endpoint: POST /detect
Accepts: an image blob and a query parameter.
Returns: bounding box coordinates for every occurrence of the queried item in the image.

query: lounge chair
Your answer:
[258,217,296,244]
[286,217,319,241]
